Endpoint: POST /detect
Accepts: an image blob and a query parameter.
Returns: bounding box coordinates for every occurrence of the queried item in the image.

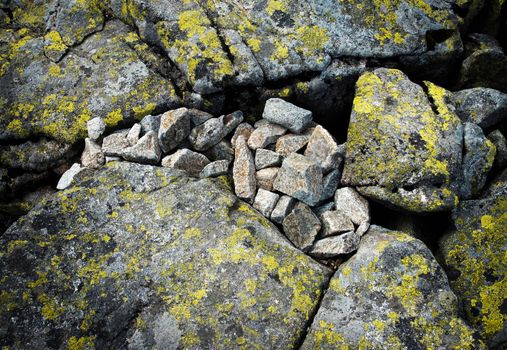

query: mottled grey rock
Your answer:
[253,189,280,218]
[302,225,478,350]
[342,69,463,212]
[106,156,121,163]
[283,202,321,251]
[233,136,256,203]
[0,162,331,349]
[81,138,105,169]
[255,149,283,170]
[102,130,130,157]
[461,123,496,199]
[273,153,323,206]
[127,123,141,146]
[488,130,507,170]
[123,131,162,165]
[308,231,359,258]
[140,114,161,135]
[162,149,210,177]
[221,111,244,135]
[199,160,230,178]
[319,169,341,203]
[313,202,335,217]
[304,125,341,173]
[204,140,235,162]
[87,117,106,141]
[231,123,254,148]
[247,122,287,150]
[262,98,312,133]
[158,108,192,153]
[189,109,213,126]
[275,134,310,157]
[256,167,280,192]
[56,163,82,190]
[319,210,355,238]
[334,187,370,227]
[452,88,507,129]
[439,189,506,348]
[189,112,243,151]
[271,195,297,224]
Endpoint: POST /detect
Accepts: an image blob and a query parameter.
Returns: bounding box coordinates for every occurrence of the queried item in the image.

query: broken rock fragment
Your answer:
[255,149,282,170]
[233,136,256,203]
[282,202,321,251]
[308,231,360,258]
[247,122,286,150]
[200,160,230,178]
[56,163,82,190]
[304,125,341,173]
[256,167,279,191]
[161,149,210,177]
[158,108,191,153]
[262,98,313,133]
[334,187,370,227]
[253,189,280,218]
[81,138,105,169]
[87,117,106,141]
[123,131,161,165]
[275,134,310,156]
[271,195,297,224]
[102,130,130,157]
[319,210,355,238]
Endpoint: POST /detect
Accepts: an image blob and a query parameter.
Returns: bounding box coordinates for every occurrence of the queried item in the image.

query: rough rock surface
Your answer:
[81,138,105,169]
[308,231,360,258]
[302,225,480,349]
[452,88,507,129]
[0,162,332,349]
[233,136,256,203]
[262,98,312,133]
[282,202,321,251]
[439,188,507,348]
[343,68,463,212]
[158,108,192,153]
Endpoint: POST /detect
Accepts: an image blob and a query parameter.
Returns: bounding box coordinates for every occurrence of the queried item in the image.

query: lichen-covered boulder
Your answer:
[439,188,507,348]
[302,225,481,350]
[342,68,463,212]
[0,162,331,349]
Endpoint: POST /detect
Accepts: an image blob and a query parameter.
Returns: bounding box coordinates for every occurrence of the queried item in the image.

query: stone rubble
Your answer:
[162,149,210,177]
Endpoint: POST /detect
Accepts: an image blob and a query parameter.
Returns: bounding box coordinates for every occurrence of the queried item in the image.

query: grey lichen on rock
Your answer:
[0,161,331,349]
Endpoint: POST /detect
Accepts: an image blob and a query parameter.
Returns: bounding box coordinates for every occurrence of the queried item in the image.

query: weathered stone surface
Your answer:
[334,187,370,227]
[308,231,359,258]
[319,210,355,238]
[303,225,479,350]
[126,123,141,146]
[253,189,280,218]
[56,163,82,190]
[158,108,192,153]
[256,167,279,192]
[319,169,341,203]
[275,134,310,157]
[282,202,321,251]
[255,149,283,170]
[460,123,496,199]
[204,140,235,162]
[273,153,323,206]
[140,114,161,136]
[342,69,463,212]
[189,112,243,151]
[102,130,130,157]
[231,123,254,148]
[439,189,507,348]
[87,117,106,141]
[200,160,230,178]
[123,131,162,165]
[247,122,287,150]
[452,88,507,129]
[262,98,313,133]
[233,136,256,203]
[488,130,507,170]
[0,162,331,349]
[162,149,210,177]
[188,109,213,126]
[81,138,105,169]
[304,125,341,173]
[313,202,335,217]
[271,195,297,224]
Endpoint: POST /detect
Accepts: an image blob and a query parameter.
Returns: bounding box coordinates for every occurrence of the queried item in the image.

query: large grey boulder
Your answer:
[0,162,331,349]
[302,225,480,350]
[452,88,507,130]
[342,68,463,212]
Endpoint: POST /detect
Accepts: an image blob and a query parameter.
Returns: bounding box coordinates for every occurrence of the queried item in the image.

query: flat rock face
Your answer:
[302,225,479,350]
[0,162,331,349]
[439,188,507,348]
[342,68,463,212]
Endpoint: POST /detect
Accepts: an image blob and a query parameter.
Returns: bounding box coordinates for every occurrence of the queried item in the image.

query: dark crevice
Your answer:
[451,3,469,20]
[1,7,13,21]
[425,29,456,51]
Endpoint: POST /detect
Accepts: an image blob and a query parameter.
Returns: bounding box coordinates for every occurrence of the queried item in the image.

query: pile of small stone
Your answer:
[58,98,370,259]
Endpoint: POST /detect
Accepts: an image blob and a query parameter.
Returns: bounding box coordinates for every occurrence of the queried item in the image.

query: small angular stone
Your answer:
[247,122,287,150]
[56,163,82,190]
[204,140,234,162]
[189,112,243,152]
[271,195,297,224]
[200,160,230,178]
[87,117,106,141]
[319,169,342,202]
[308,231,360,258]
[231,123,254,148]
[319,210,355,238]
[263,98,313,133]
[334,187,370,226]
[313,202,335,217]
[127,123,141,146]
[452,87,507,129]
[253,189,280,217]
[140,114,161,135]
[304,125,342,173]
[282,202,321,251]
[105,156,121,163]
[162,149,210,177]
[255,149,282,170]
[256,167,279,191]
[189,108,213,126]
[221,111,244,135]
[81,138,104,169]
[123,131,161,165]
[102,130,130,157]
[275,134,310,156]
[233,136,256,203]
[488,130,507,170]
[158,108,191,153]
[273,153,323,206]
